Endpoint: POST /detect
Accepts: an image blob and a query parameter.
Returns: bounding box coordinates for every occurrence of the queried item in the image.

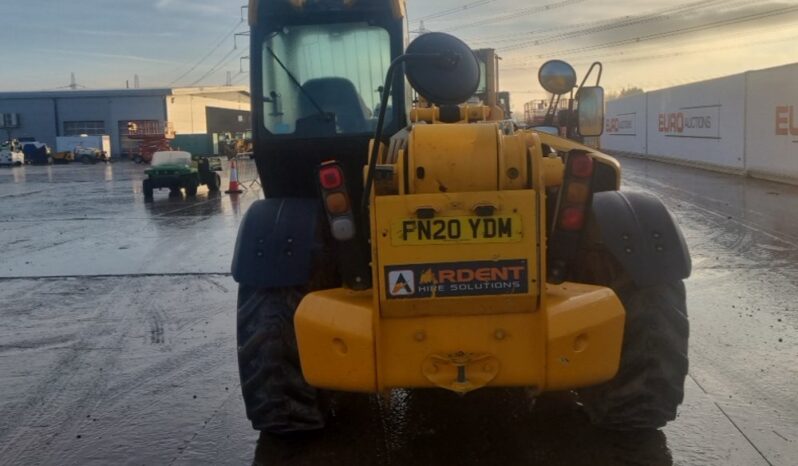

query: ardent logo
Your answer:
[419,265,526,284]
[385,260,528,300]
[388,270,414,296]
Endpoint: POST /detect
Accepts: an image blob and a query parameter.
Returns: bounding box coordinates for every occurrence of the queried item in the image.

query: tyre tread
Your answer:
[236,286,324,433]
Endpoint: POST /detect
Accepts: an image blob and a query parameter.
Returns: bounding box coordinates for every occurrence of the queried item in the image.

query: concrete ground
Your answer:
[0,158,796,465]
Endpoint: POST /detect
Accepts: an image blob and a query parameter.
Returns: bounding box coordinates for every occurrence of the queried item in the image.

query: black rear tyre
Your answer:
[575,223,689,430]
[207,173,221,192]
[579,280,688,430]
[236,286,324,434]
[185,179,198,197]
[142,179,154,201]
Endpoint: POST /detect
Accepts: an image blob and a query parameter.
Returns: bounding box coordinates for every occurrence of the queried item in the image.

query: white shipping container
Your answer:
[56,135,112,157]
[646,75,746,170]
[601,93,647,154]
[745,63,798,182]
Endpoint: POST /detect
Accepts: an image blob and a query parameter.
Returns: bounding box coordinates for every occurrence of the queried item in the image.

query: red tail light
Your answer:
[319,165,344,190]
[559,206,585,231]
[549,150,596,282]
[318,161,355,241]
[554,150,594,233]
[569,153,594,178]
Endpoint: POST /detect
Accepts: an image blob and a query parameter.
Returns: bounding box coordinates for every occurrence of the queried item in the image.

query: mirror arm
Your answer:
[567,93,577,140]
[543,93,558,126]
[575,61,603,100]
[360,54,408,217]
[361,52,445,216]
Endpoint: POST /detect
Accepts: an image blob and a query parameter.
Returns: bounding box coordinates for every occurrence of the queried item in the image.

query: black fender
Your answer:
[591,191,691,288]
[231,198,322,288]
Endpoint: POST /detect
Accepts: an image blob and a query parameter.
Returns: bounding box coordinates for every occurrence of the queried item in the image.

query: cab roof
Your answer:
[249,0,405,25]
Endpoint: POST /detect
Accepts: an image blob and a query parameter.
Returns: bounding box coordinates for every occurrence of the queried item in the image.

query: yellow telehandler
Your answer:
[233,0,690,434]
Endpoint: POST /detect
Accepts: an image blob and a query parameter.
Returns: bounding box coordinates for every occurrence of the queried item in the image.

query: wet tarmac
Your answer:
[0,158,796,465]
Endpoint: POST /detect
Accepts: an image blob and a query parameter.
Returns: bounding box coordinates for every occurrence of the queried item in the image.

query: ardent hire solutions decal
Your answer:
[385,259,528,299]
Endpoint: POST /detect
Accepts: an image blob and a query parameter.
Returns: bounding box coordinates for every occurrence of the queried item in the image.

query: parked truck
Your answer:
[56,135,111,164]
[0,139,25,166]
[18,138,53,165]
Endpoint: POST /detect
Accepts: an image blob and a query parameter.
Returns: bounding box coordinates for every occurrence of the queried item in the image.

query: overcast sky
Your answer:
[2,0,797,113]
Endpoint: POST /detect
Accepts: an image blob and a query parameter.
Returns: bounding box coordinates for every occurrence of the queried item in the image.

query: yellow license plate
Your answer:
[391,215,522,245]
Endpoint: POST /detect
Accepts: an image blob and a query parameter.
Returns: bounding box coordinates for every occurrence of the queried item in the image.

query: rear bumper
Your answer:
[294,282,625,393]
[147,175,190,188]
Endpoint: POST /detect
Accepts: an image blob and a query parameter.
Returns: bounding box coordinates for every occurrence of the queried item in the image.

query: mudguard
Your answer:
[591,191,691,288]
[231,198,322,287]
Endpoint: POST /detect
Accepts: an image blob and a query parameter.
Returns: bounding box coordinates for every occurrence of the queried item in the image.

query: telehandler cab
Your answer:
[233,0,691,435]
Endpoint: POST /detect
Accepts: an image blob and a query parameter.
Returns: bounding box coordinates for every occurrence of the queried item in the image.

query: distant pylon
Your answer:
[58,72,85,90]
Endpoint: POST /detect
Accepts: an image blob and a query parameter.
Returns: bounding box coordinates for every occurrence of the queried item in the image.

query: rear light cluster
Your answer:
[557,151,594,231]
[318,162,356,241]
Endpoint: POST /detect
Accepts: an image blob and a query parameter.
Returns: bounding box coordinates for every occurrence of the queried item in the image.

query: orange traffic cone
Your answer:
[225,159,243,194]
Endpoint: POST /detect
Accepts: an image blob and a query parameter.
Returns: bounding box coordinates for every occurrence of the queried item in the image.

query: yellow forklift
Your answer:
[233,0,690,434]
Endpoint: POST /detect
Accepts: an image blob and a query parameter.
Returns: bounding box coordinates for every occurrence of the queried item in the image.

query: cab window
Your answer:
[262,23,391,136]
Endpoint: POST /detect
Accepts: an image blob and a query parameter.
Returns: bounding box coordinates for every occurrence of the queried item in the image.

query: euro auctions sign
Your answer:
[605,112,636,136]
[658,105,721,139]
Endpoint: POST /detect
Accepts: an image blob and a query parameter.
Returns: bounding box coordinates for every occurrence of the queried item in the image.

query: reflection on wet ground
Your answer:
[0,159,796,465]
[0,162,259,278]
[253,390,673,466]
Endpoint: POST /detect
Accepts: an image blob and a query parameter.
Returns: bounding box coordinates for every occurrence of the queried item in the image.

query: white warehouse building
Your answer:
[0,86,251,157]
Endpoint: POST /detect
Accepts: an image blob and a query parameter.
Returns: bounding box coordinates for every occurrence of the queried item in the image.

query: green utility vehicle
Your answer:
[142,150,222,201]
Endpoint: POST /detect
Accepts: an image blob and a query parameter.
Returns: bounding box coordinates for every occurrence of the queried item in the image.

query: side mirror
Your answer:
[538,60,576,95]
[577,86,604,137]
[404,32,480,105]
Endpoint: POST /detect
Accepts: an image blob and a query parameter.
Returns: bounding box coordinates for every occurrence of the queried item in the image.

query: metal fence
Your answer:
[233,154,260,190]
